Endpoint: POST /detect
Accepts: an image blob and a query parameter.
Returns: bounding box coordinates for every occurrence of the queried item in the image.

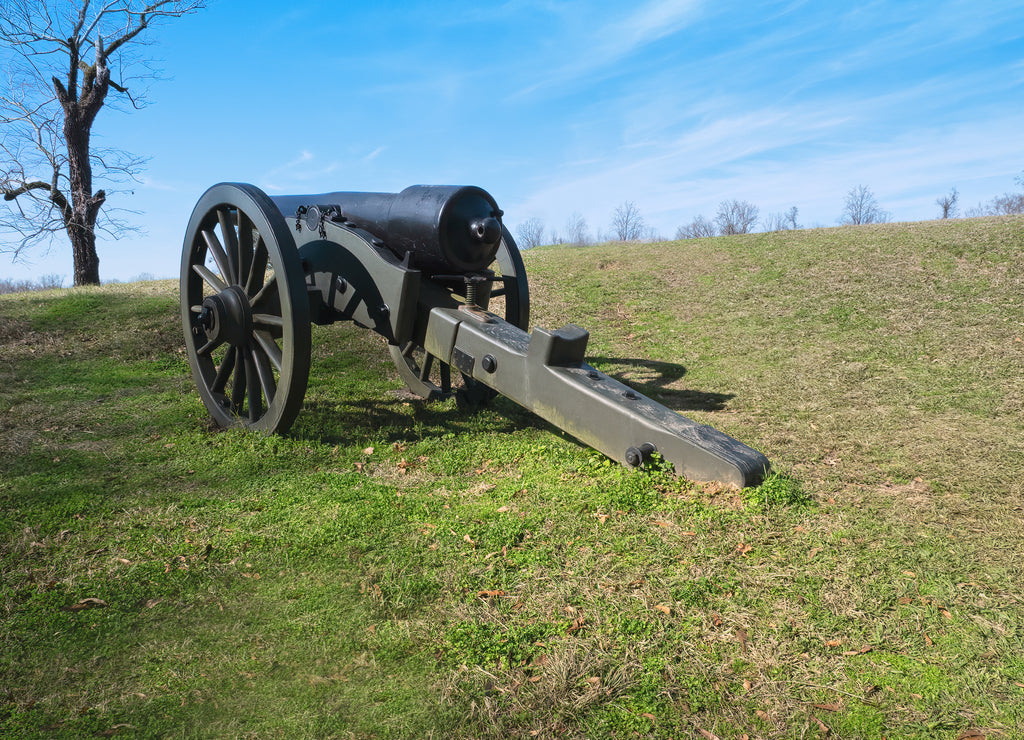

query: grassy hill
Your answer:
[2,216,1022,739]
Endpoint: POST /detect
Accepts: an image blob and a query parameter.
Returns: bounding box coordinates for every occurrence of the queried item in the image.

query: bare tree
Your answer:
[1,0,205,286]
[963,173,1024,217]
[936,187,959,219]
[610,201,645,241]
[839,185,889,225]
[764,207,800,232]
[785,206,800,230]
[715,199,759,235]
[514,217,545,249]
[675,214,716,239]
[564,211,590,246]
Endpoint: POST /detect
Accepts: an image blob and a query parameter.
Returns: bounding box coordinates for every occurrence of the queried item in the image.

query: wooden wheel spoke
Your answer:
[245,237,269,296]
[440,363,451,394]
[237,211,254,289]
[250,273,278,309]
[201,228,232,285]
[197,335,225,356]
[253,330,283,372]
[217,207,239,283]
[213,346,237,394]
[193,263,227,293]
[418,352,434,381]
[253,313,284,329]
[251,342,277,406]
[244,349,262,421]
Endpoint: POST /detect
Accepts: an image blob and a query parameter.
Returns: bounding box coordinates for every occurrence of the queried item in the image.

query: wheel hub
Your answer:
[199,285,252,347]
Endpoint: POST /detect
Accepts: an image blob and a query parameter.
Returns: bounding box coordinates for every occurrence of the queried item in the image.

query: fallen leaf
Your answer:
[97,724,134,737]
[743,680,753,690]
[681,530,697,536]
[898,597,913,604]
[477,589,506,599]
[735,627,749,653]
[813,702,841,712]
[566,616,586,634]
[811,715,831,736]
[587,676,601,686]
[735,542,753,556]
[956,730,986,740]
[826,639,842,647]
[62,598,108,612]
[463,534,476,548]
[756,710,770,720]
[641,712,657,720]
[654,604,672,615]
[652,520,672,527]
[698,729,722,740]
[941,609,953,619]
[903,570,916,578]
[496,506,511,513]
[362,447,374,455]
[842,645,873,656]
[924,633,933,646]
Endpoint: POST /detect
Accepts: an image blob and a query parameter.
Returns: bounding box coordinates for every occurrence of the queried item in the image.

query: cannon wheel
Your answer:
[180,183,311,433]
[389,227,529,403]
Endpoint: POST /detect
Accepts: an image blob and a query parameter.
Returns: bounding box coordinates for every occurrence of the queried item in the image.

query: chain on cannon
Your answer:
[179,182,770,487]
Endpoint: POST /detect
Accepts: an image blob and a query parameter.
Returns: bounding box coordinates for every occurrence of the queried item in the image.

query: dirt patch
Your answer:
[0,315,32,344]
[877,476,933,507]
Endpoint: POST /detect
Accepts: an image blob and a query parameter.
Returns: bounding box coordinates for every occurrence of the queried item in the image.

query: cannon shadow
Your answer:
[292,355,735,446]
[585,355,734,413]
[293,394,530,446]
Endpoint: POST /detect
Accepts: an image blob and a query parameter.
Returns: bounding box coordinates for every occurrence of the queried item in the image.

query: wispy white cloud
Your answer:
[259,151,342,193]
[509,0,704,99]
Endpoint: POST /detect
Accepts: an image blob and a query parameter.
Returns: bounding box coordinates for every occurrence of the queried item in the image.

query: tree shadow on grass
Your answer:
[586,355,735,413]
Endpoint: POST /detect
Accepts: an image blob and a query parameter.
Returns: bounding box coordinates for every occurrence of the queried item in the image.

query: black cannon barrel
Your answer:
[270,185,504,273]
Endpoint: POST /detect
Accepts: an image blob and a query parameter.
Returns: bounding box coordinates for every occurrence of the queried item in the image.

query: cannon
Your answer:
[180,182,769,487]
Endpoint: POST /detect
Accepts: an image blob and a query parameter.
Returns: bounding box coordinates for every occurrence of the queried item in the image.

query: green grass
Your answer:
[2,215,1023,738]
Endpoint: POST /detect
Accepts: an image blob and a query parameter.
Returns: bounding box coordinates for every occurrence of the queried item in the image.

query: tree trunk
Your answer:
[70,224,101,285]
[64,106,104,286]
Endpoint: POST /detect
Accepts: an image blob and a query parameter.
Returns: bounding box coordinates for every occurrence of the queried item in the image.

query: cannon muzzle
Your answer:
[271,185,503,273]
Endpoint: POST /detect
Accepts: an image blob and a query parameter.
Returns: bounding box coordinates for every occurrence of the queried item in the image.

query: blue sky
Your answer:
[3,0,1023,283]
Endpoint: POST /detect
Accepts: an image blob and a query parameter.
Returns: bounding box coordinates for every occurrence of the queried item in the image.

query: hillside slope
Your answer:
[1,216,1022,739]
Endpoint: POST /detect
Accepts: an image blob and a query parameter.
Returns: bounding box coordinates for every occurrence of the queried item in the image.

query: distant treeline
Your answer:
[0,274,64,294]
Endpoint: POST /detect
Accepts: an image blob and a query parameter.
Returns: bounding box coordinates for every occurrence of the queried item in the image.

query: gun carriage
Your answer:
[180,182,769,487]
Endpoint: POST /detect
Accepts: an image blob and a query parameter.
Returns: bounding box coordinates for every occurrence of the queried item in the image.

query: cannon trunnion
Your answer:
[180,182,769,487]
